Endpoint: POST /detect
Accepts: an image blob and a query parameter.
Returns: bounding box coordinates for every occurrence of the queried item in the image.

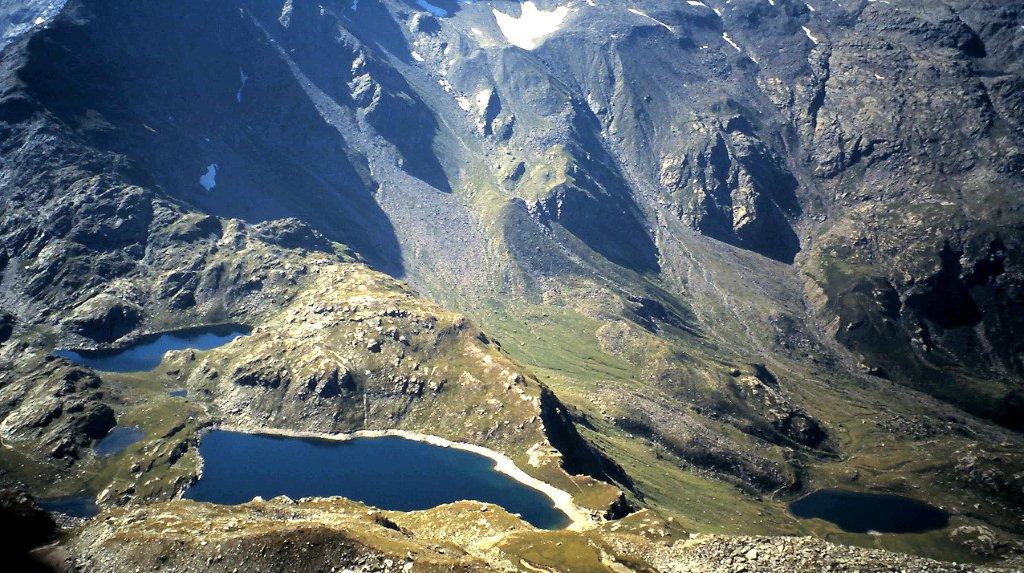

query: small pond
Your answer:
[185,430,570,529]
[37,495,99,518]
[789,489,949,534]
[94,426,145,457]
[54,324,249,372]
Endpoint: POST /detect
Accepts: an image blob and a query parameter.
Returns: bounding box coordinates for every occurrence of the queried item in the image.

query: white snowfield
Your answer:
[493,1,571,51]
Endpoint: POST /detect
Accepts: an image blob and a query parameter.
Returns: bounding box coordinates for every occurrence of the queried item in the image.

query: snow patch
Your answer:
[200,164,218,191]
[628,8,674,31]
[686,1,708,7]
[236,68,248,103]
[279,0,293,27]
[411,50,425,62]
[802,25,820,45]
[475,88,492,114]
[722,32,742,52]
[493,1,571,51]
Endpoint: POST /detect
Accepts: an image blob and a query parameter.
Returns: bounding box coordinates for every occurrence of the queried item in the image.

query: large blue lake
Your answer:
[54,324,249,372]
[789,489,949,534]
[185,430,570,529]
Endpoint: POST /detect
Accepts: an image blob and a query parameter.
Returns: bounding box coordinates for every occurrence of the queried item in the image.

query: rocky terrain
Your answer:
[34,497,1019,573]
[0,0,1022,571]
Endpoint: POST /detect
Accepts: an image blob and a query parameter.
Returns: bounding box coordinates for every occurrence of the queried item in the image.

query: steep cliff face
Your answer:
[1,0,1024,568]
[658,123,801,264]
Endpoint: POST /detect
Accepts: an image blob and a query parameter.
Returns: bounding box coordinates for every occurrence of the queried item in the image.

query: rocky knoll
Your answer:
[0,363,114,463]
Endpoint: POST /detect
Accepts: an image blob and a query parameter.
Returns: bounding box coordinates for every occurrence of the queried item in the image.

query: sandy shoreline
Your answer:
[213,424,597,530]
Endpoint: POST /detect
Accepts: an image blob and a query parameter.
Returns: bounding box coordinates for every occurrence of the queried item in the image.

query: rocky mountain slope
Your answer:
[0,0,1023,570]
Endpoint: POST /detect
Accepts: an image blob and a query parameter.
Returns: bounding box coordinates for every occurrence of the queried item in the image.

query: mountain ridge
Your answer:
[0,0,1023,570]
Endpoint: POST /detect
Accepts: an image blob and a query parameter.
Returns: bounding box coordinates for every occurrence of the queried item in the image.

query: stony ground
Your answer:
[656,535,1018,573]
[30,497,1019,573]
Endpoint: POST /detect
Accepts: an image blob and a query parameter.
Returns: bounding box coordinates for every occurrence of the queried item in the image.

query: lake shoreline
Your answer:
[213,424,597,530]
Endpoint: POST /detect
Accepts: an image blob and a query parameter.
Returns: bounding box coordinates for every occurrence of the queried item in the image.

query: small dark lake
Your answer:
[185,430,570,529]
[37,495,99,518]
[54,324,249,372]
[789,489,949,534]
[94,426,144,457]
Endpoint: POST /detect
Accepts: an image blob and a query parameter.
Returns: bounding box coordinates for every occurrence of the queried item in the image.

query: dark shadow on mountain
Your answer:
[556,100,661,273]
[250,0,452,194]
[18,0,405,275]
[493,44,660,274]
[0,489,60,573]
